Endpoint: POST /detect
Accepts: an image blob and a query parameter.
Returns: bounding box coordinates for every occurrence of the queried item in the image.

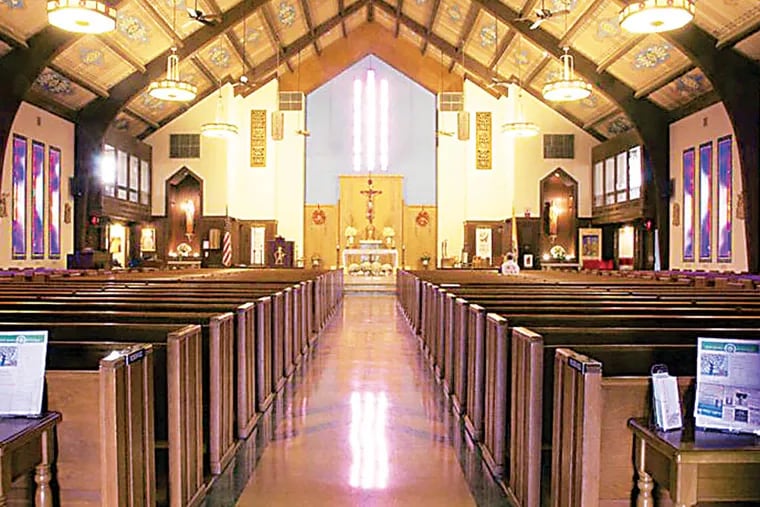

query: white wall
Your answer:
[669,102,747,271]
[147,80,307,258]
[0,102,75,268]
[436,79,598,260]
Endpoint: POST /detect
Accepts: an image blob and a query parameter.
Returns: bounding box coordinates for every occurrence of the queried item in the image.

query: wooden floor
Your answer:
[233,294,510,506]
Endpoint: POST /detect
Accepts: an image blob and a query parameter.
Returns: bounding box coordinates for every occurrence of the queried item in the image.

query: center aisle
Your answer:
[234,294,511,507]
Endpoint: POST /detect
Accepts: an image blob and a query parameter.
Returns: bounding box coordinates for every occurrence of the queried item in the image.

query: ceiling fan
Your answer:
[514,0,570,30]
[187,0,220,25]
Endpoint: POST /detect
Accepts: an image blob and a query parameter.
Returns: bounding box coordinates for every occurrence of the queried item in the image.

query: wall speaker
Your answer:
[69,176,83,198]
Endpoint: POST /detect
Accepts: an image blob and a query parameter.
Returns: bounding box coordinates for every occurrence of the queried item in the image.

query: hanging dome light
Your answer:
[47,0,116,34]
[542,48,591,102]
[202,87,238,139]
[620,0,695,34]
[502,121,541,138]
[148,47,197,102]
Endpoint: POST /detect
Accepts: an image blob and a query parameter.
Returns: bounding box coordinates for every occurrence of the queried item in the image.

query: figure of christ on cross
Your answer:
[360,177,382,240]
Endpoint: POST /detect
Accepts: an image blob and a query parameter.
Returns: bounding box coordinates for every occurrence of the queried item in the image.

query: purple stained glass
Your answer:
[717,136,732,261]
[49,147,61,259]
[683,148,695,262]
[699,142,712,261]
[31,141,44,258]
[11,135,26,259]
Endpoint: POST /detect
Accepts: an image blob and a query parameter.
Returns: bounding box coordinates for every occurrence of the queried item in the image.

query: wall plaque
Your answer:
[250,110,267,167]
[475,112,491,170]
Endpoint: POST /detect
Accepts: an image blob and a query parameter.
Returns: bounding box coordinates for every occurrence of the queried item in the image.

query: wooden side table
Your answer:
[0,412,61,507]
[628,417,760,507]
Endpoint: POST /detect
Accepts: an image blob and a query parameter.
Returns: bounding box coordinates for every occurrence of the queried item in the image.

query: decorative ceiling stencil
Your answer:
[495,35,545,84]
[197,36,245,81]
[102,2,174,65]
[600,113,634,137]
[31,67,97,110]
[479,23,496,48]
[267,0,307,46]
[555,90,615,125]
[568,1,640,69]
[1,0,23,9]
[53,36,137,91]
[631,42,671,70]
[693,0,760,44]
[434,0,471,46]
[648,68,714,111]
[447,3,462,24]
[231,12,273,66]
[606,34,691,92]
[539,0,590,40]
[464,12,509,66]
[402,0,433,27]
[278,1,297,27]
[117,13,150,44]
[111,112,150,138]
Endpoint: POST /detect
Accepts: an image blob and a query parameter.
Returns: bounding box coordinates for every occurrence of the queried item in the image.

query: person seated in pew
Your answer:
[501,253,520,275]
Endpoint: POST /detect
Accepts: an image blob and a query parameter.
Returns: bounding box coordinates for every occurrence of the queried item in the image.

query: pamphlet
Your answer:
[651,364,682,431]
[0,331,48,417]
[695,337,760,434]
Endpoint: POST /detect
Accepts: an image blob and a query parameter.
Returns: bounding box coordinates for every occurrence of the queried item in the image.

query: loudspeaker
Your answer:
[69,176,83,197]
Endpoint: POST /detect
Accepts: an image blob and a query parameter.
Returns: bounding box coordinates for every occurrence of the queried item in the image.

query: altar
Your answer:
[343,240,398,274]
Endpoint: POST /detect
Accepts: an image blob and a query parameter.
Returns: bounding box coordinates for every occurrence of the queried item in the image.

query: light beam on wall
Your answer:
[353,79,363,172]
[380,79,389,172]
[366,70,376,172]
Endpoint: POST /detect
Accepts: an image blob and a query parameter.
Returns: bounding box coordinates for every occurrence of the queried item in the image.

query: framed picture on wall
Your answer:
[579,228,602,267]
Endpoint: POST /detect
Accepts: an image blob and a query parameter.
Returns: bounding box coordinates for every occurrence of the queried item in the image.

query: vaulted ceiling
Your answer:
[0,0,759,141]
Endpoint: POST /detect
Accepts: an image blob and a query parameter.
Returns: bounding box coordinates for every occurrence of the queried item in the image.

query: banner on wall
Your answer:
[475,227,492,260]
[475,112,491,170]
[250,110,267,167]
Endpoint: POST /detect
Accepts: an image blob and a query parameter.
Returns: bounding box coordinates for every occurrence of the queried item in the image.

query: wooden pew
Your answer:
[45,343,157,506]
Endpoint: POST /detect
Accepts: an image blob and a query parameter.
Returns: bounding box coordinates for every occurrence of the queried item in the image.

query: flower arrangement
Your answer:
[550,245,567,260]
[345,226,357,237]
[383,227,395,237]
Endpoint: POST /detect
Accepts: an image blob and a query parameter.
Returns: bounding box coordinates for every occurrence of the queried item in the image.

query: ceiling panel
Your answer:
[494,34,545,84]
[592,111,633,139]
[434,0,470,47]
[308,0,338,26]
[648,67,714,111]
[463,12,509,69]
[180,59,214,93]
[734,29,760,63]
[526,55,559,96]
[105,1,175,65]
[0,0,48,41]
[111,112,151,138]
[31,68,98,111]
[374,6,397,31]
[403,0,434,28]
[606,34,692,92]
[693,0,760,43]
[214,0,242,12]
[344,5,367,33]
[553,89,615,124]
[146,0,214,39]
[399,22,424,48]
[231,12,274,66]
[318,25,342,48]
[501,0,525,13]
[539,0,593,40]
[126,89,184,124]
[53,36,137,91]
[267,0,308,46]
[570,0,644,70]
[196,35,246,81]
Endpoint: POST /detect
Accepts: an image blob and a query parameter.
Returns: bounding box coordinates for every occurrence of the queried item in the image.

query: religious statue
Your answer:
[360,177,382,240]
[273,245,286,265]
[181,199,196,240]
[549,199,561,237]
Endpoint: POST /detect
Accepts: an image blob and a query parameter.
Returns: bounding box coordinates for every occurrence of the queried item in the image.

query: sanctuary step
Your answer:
[344,274,396,293]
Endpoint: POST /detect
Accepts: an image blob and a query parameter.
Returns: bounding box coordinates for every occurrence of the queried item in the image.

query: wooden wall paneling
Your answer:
[339,175,404,248]
[304,204,339,268]
[403,204,437,269]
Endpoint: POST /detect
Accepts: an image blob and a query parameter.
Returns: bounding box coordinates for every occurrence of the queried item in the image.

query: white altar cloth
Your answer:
[343,248,398,271]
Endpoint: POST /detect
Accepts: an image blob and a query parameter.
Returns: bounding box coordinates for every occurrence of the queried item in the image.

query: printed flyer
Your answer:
[0,331,48,416]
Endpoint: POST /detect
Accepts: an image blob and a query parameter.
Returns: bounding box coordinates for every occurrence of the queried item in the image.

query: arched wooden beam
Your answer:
[0,27,74,194]
[665,26,760,272]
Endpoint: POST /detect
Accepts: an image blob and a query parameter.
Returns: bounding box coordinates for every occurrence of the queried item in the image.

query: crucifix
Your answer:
[360,176,382,240]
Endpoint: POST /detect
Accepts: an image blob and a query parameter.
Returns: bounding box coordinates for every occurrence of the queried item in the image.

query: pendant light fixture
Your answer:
[542,9,590,102]
[47,0,117,34]
[202,81,238,139]
[501,33,539,137]
[620,0,695,34]
[148,4,197,102]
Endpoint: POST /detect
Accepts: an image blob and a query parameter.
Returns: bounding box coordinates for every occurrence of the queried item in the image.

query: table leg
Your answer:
[671,463,698,507]
[634,435,654,507]
[34,428,53,507]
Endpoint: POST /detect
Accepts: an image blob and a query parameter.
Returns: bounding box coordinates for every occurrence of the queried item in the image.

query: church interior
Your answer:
[0,0,759,505]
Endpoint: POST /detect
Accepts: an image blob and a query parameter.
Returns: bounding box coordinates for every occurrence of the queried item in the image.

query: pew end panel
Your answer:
[481,313,509,479]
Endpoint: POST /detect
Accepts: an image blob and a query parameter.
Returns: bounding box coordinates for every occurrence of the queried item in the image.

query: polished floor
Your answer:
[205,294,511,506]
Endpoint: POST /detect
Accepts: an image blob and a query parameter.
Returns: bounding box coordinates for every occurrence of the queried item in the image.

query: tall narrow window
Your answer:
[717,136,732,262]
[101,144,116,197]
[140,160,150,205]
[615,152,627,203]
[628,146,642,200]
[683,147,695,262]
[604,157,615,205]
[12,135,27,260]
[353,66,389,172]
[593,161,603,207]
[49,147,61,259]
[116,150,128,200]
[699,142,713,261]
[129,155,139,203]
[353,79,362,172]
[31,141,45,259]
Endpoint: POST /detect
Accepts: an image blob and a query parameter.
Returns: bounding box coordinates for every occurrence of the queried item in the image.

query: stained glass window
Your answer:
[11,135,27,260]
[31,141,45,259]
[683,148,695,262]
[49,147,61,259]
[717,136,732,262]
[699,142,713,262]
